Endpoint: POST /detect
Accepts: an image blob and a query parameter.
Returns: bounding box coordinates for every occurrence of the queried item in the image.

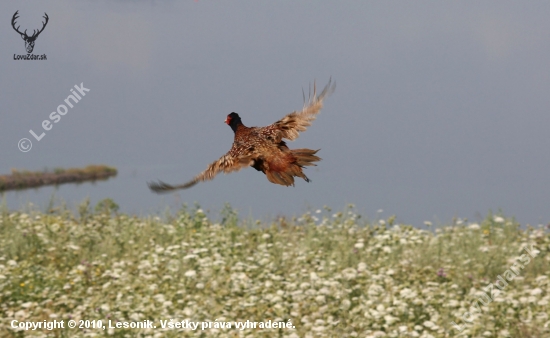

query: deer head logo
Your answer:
[12,10,49,54]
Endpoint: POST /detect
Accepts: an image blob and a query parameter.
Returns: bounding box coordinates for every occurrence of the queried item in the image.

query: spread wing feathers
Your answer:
[271,79,335,142]
[148,153,253,193]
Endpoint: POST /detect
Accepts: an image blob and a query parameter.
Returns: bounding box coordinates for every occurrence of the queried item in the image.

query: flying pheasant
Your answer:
[148,79,335,192]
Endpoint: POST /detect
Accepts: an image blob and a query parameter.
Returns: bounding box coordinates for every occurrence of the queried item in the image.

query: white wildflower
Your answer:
[153,294,165,303]
[341,299,351,310]
[184,270,197,278]
[530,288,542,296]
[448,300,459,307]
[399,288,417,299]
[342,268,357,280]
[499,330,510,337]
[384,314,398,325]
[535,276,548,284]
[423,320,436,329]
[368,284,384,296]
[138,260,152,270]
[67,244,80,251]
[14,310,28,320]
[317,287,329,295]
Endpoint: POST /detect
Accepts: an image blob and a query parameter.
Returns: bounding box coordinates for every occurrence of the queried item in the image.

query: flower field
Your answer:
[0,202,549,337]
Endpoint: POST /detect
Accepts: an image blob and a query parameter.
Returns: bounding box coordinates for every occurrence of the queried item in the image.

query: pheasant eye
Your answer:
[225,115,232,124]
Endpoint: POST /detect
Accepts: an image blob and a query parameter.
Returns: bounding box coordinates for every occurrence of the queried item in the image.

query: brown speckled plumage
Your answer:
[148,80,335,192]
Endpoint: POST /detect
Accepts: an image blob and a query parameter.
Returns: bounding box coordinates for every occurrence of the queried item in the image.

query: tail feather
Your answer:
[263,148,320,186]
[266,170,295,186]
[291,148,321,167]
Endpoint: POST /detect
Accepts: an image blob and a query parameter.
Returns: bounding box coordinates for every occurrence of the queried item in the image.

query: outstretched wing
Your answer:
[148,149,253,193]
[270,79,335,142]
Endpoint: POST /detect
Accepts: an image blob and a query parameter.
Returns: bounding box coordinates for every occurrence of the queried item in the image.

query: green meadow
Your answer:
[0,201,548,337]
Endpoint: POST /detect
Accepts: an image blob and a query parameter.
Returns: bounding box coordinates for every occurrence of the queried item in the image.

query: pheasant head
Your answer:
[225,112,243,132]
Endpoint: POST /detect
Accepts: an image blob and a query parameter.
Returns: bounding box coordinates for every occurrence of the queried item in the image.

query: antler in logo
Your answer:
[12,10,49,53]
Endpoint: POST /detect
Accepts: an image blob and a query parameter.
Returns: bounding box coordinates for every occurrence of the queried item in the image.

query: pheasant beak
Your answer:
[225,116,231,125]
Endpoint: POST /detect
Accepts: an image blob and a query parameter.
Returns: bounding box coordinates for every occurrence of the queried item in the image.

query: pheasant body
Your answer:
[148,80,334,192]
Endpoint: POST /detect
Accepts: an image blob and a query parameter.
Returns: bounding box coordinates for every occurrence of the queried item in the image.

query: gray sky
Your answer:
[2,1,550,226]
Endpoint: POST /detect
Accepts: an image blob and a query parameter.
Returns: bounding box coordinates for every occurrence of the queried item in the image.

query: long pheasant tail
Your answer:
[148,180,177,193]
[148,179,199,193]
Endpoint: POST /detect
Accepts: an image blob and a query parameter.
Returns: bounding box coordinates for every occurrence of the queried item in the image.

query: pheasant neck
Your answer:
[229,120,245,133]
